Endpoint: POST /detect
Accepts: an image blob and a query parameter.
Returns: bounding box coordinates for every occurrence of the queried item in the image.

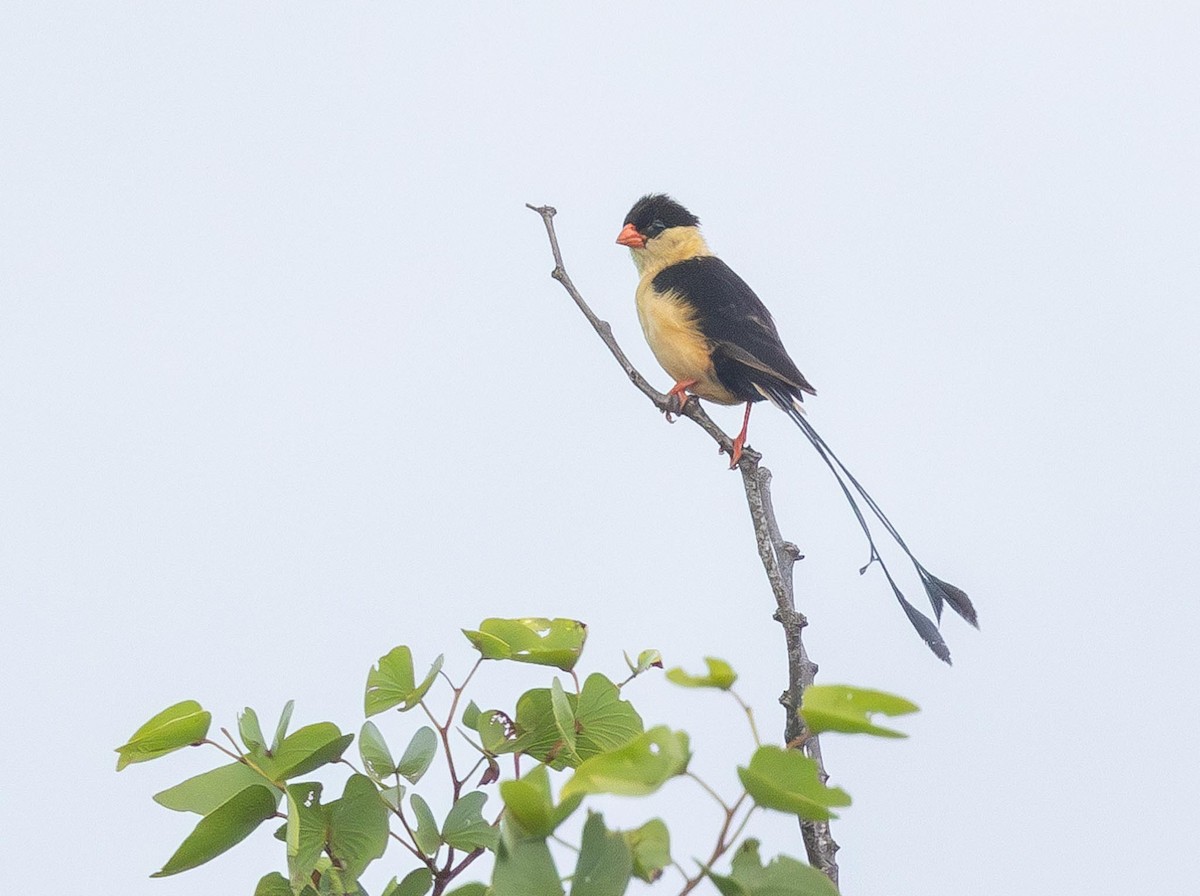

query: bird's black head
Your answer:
[622,194,700,240]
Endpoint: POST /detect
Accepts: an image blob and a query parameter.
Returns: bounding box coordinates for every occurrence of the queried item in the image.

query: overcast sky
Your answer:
[3,3,1199,894]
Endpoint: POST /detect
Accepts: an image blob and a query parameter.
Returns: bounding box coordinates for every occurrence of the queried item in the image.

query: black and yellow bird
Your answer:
[617,193,977,663]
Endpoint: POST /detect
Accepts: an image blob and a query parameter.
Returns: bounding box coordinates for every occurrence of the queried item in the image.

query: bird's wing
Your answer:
[651,256,816,398]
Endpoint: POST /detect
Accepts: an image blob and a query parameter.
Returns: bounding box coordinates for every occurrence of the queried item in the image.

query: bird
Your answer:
[616,193,977,663]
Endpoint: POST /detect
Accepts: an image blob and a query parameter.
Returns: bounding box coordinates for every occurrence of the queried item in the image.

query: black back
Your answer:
[652,256,817,403]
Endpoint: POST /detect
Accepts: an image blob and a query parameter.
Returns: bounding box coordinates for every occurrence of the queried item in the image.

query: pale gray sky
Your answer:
[3,3,1198,894]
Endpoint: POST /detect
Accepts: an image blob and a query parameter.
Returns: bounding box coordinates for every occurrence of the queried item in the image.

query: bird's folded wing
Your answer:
[652,256,816,397]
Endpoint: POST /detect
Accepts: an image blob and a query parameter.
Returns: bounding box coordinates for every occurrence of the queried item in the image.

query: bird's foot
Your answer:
[724,401,754,468]
[726,431,748,469]
[664,379,697,419]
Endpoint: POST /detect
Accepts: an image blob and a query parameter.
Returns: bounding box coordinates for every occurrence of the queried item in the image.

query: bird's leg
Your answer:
[728,402,754,468]
[665,379,698,418]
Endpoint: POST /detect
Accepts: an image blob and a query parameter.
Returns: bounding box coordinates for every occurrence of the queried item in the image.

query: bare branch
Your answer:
[527,203,839,887]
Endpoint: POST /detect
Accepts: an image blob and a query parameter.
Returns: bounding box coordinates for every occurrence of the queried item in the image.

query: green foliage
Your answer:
[382,869,433,896]
[569,812,632,896]
[560,726,690,801]
[118,617,918,894]
[365,647,443,716]
[801,684,919,738]
[708,839,841,895]
[623,818,671,883]
[152,784,277,877]
[115,700,211,770]
[154,762,281,815]
[666,656,738,690]
[463,617,587,670]
[262,723,355,781]
[738,746,852,821]
[624,648,662,676]
[442,792,500,851]
[500,765,582,839]
[396,727,438,782]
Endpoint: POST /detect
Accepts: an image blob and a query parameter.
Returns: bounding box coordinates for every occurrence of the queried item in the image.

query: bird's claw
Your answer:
[665,392,690,417]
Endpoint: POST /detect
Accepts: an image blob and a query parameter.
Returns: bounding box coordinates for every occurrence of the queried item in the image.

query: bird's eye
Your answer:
[644,218,667,238]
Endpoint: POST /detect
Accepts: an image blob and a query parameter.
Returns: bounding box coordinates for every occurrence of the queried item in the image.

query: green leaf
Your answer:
[665,657,737,690]
[365,647,444,717]
[463,618,587,671]
[800,685,919,738]
[359,722,396,782]
[570,812,632,896]
[153,762,280,815]
[501,675,641,770]
[500,765,582,839]
[474,708,512,754]
[380,783,405,810]
[151,784,276,876]
[239,707,266,755]
[261,723,354,781]
[444,885,487,896]
[491,829,564,896]
[255,871,317,896]
[503,689,564,766]
[737,747,851,821]
[442,791,500,851]
[115,700,211,770]
[461,701,482,728]
[550,678,580,764]
[561,726,690,801]
[396,726,438,783]
[382,869,434,896]
[463,628,510,659]
[624,649,663,675]
[409,793,441,856]
[319,865,369,895]
[271,700,295,754]
[327,774,390,879]
[286,782,326,890]
[708,839,839,896]
[622,818,671,883]
[574,673,643,759]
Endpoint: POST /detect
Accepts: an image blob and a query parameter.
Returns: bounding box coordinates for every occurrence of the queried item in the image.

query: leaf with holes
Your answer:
[561,726,690,802]
[359,721,396,782]
[738,747,851,821]
[285,782,325,890]
[463,618,587,671]
[800,685,918,738]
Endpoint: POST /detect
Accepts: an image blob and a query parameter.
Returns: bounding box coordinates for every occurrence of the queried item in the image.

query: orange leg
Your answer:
[666,379,698,416]
[729,402,753,468]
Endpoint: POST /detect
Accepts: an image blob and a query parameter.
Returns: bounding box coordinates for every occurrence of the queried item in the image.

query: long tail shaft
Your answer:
[759,386,977,663]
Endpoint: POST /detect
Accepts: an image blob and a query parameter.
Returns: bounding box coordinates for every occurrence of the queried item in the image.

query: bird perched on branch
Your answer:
[616,193,977,662]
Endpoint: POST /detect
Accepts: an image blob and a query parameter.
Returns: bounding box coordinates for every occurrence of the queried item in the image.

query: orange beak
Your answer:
[615,223,646,249]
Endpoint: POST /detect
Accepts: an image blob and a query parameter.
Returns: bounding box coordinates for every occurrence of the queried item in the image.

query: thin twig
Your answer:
[528,203,840,887]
